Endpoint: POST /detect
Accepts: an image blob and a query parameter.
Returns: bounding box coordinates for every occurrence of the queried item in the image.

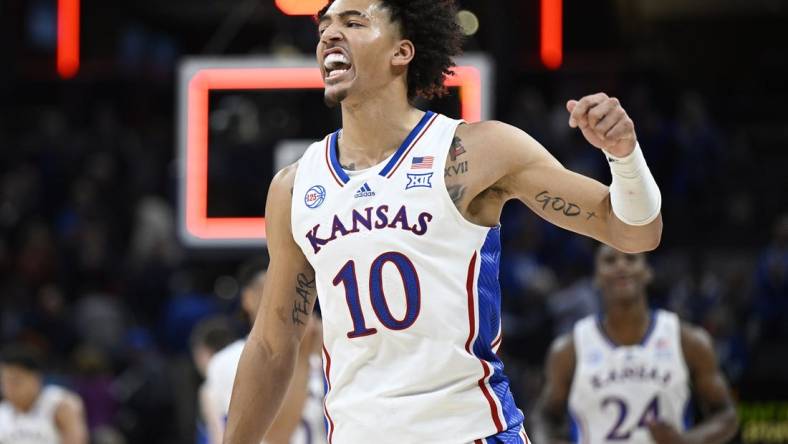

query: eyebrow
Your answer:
[318,10,369,26]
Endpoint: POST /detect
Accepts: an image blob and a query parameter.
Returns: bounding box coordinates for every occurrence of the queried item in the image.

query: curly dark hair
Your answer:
[317,0,464,101]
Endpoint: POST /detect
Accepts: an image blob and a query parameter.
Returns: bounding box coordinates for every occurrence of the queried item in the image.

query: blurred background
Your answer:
[2,0,787,442]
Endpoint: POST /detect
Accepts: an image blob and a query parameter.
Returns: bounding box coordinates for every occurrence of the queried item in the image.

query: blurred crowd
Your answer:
[1,72,787,443]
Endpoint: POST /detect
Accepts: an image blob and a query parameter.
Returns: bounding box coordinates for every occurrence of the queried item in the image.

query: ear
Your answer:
[392,39,415,67]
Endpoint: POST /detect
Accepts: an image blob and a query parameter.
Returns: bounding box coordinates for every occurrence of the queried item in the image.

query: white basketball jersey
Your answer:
[291,111,526,444]
[206,339,327,444]
[0,385,65,444]
[206,339,245,419]
[568,310,690,444]
[290,355,328,444]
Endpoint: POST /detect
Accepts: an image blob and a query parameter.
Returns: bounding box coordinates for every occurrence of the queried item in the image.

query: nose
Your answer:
[320,24,343,45]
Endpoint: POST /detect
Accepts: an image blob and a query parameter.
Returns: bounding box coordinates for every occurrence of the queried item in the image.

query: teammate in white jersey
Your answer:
[0,345,88,444]
[225,0,663,442]
[203,259,324,444]
[191,317,237,444]
[530,245,738,444]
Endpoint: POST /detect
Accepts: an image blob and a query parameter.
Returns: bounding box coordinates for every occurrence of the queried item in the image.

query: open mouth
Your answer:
[324,52,353,81]
[612,275,635,285]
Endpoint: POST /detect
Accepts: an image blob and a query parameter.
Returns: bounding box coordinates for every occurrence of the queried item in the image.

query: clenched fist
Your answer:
[567,92,637,158]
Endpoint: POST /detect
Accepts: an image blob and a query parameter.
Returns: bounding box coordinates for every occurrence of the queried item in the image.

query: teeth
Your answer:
[324,53,350,69]
[327,69,347,79]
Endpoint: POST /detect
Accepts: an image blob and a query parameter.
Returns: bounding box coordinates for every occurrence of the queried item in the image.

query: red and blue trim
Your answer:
[381,110,437,178]
[467,227,526,442]
[324,111,438,185]
[321,345,335,444]
[326,132,349,186]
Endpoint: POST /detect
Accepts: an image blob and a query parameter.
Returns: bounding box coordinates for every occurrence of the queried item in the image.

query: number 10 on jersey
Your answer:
[333,252,421,338]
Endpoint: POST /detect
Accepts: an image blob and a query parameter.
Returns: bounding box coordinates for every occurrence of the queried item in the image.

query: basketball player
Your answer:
[204,259,325,444]
[191,317,236,444]
[225,0,663,442]
[0,345,88,444]
[530,245,738,444]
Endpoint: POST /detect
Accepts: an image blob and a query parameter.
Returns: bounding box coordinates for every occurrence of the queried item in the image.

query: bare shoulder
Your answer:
[271,162,299,195]
[457,120,546,164]
[265,162,304,249]
[679,321,717,370]
[444,120,558,224]
[266,162,301,219]
[55,391,85,419]
[454,120,560,192]
[680,322,714,353]
[456,119,514,138]
[548,333,576,364]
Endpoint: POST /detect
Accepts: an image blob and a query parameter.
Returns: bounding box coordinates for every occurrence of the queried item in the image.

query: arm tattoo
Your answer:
[535,190,582,217]
[445,136,469,207]
[448,185,466,206]
[446,136,469,177]
[444,161,469,178]
[292,272,315,326]
[450,136,467,161]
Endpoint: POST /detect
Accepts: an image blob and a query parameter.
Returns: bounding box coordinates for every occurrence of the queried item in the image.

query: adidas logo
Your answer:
[354,182,375,198]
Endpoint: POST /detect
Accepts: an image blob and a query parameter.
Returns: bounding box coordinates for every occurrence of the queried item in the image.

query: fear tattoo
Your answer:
[292,272,315,326]
[535,190,582,217]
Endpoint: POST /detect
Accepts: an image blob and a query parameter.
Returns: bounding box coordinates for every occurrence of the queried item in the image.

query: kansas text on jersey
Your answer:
[568,310,690,444]
[291,112,527,444]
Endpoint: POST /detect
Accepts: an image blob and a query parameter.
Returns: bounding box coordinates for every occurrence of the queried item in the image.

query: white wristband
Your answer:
[605,142,661,226]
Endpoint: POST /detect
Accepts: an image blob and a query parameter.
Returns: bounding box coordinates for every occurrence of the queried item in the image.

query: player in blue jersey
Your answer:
[530,245,738,444]
[225,0,663,442]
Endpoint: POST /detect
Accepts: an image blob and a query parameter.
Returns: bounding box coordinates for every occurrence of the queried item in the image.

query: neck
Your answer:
[338,87,423,168]
[601,294,651,346]
[14,396,38,413]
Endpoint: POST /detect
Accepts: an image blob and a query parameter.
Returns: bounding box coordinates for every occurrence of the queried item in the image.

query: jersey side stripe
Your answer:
[491,329,503,352]
[569,407,589,444]
[321,345,335,444]
[475,228,524,432]
[464,251,479,353]
[465,251,505,434]
[519,425,530,443]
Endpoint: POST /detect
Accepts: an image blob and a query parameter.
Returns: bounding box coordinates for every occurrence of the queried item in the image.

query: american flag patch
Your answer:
[411,156,434,169]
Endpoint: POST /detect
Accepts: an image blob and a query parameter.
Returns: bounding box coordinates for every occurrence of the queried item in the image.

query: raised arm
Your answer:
[224,164,318,444]
[647,325,738,444]
[530,334,576,444]
[455,93,662,253]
